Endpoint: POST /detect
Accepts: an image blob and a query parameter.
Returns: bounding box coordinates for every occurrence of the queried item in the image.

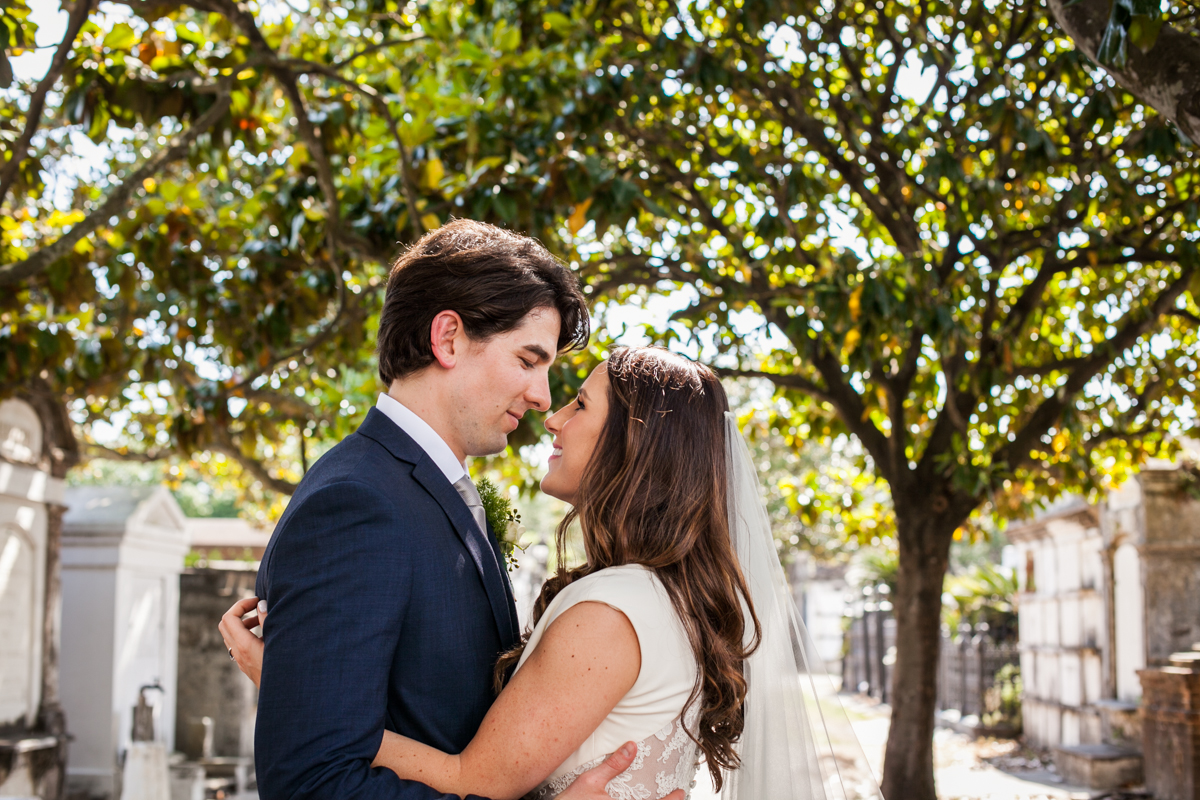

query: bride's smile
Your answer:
[540,363,609,505]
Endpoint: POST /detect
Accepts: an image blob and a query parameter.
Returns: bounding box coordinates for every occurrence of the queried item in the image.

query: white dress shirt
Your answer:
[375,393,466,484]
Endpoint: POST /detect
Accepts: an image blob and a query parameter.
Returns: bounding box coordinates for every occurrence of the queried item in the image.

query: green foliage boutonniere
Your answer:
[475,476,526,572]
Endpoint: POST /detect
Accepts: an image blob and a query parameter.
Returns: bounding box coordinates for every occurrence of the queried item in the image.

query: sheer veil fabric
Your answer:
[721,413,883,800]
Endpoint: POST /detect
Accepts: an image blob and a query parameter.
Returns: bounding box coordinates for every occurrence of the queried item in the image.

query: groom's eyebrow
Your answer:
[521,344,553,363]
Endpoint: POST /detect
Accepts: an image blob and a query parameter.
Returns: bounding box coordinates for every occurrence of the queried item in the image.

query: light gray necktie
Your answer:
[452,475,488,536]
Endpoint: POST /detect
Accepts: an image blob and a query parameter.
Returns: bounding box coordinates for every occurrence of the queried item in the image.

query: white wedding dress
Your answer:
[512,563,702,800]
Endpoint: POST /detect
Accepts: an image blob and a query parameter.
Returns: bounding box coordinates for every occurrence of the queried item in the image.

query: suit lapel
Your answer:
[412,462,521,649]
[357,410,519,649]
[486,521,521,636]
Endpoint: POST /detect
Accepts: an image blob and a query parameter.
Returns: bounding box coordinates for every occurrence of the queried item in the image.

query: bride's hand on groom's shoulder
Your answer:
[220,596,267,688]
[556,743,685,800]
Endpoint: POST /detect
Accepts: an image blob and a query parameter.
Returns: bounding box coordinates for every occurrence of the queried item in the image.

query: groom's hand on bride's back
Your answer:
[556,743,685,800]
[219,595,267,687]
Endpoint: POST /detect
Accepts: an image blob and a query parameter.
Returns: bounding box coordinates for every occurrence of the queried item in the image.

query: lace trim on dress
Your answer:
[525,707,701,800]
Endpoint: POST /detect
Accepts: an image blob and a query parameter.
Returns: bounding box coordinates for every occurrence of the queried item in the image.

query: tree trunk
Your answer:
[880,510,955,800]
[1047,0,1200,142]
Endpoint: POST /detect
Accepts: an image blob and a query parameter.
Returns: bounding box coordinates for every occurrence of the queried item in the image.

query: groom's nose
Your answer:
[527,371,552,412]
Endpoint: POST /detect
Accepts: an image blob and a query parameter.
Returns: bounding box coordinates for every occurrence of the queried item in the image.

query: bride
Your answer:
[223,346,879,800]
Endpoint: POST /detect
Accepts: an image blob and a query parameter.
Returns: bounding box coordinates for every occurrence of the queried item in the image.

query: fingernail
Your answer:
[619,742,636,760]
[257,600,267,615]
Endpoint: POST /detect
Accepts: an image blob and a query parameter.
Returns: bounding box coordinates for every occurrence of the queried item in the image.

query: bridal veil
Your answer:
[721,412,883,800]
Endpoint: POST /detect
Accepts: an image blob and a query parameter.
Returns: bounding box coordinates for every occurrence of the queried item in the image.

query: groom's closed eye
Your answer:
[520,344,553,364]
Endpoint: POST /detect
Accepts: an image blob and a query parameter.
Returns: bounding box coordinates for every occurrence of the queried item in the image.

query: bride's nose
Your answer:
[545,406,565,435]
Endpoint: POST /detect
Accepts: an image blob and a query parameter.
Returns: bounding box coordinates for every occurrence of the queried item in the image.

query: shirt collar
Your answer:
[375,393,466,484]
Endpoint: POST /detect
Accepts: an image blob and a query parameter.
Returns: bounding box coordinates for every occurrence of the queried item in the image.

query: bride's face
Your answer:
[540,363,609,504]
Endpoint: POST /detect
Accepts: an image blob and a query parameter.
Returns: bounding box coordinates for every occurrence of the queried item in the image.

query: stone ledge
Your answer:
[0,735,60,754]
[1052,743,1144,790]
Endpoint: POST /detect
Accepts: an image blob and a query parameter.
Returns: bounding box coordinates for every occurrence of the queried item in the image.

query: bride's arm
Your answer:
[371,600,641,800]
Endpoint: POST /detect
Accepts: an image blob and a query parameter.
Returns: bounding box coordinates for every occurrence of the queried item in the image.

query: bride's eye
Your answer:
[575,397,585,410]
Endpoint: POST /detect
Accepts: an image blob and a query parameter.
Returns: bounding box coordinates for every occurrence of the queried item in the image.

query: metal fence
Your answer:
[843,610,1020,724]
[842,607,896,702]
[937,626,1020,719]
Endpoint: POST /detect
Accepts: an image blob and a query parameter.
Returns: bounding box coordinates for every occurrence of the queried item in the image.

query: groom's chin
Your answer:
[469,434,511,458]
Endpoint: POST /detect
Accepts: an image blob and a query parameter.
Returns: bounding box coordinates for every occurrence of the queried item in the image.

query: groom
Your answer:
[252,220,637,799]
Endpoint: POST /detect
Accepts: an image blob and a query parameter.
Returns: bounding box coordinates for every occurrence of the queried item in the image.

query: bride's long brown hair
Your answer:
[494,346,761,789]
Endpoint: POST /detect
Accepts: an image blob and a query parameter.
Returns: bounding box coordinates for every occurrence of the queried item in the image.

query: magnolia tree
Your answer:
[560,0,1199,796]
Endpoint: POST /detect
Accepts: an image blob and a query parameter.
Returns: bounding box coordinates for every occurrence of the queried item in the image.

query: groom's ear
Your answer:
[429,310,465,369]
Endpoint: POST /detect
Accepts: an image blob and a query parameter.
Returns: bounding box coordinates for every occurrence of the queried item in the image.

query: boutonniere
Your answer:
[475,476,527,572]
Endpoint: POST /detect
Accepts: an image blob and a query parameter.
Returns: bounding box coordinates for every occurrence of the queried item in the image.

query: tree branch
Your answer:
[329,34,429,70]
[995,266,1198,473]
[86,443,173,462]
[211,426,298,495]
[805,340,896,480]
[1047,0,1200,141]
[1170,308,1200,326]
[226,268,359,391]
[199,0,345,257]
[0,0,95,210]
[713,366,836,405]
[281,57,425,240]
[0,91,232,287]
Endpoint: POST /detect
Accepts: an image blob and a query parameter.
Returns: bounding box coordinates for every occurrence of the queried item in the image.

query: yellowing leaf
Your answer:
[849,284,864,322]
[47,209,85,227]
[422,157,445,190]
[421,213,441,231]
[567,198,593,235]
[142,177,157,193]
[1052,432,1068,454]
[843,328,861,354]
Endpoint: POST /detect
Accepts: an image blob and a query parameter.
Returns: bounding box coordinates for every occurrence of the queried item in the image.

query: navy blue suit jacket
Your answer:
[255,408,521,799]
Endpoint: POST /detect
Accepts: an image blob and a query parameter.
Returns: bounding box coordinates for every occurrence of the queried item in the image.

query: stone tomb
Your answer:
[0,397,66,799]
[174,565,259,796]
[1009,502,1108,749]
[1009,465,1200,790]
[60,486,190,799]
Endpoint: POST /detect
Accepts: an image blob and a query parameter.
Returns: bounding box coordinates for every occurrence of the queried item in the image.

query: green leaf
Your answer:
[459,41,487,62]
[497,22,520,53]
[1128,14,1164,52]
[543,12,572,36]
[1096,22,1128,69]
[102,22,138,51]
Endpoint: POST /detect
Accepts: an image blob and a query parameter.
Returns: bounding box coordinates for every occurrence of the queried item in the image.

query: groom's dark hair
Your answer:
[376,219,590,384]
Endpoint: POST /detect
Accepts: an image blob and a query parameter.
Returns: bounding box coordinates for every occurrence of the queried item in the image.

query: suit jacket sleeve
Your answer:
[254,480,492,800]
